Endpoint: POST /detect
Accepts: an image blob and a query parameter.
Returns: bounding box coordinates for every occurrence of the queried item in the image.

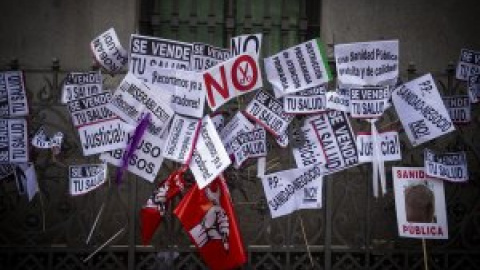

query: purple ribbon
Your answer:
[116,113,151,184]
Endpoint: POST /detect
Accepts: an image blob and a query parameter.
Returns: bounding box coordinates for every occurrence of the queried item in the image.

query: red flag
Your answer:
[140,169,185,245]
[174,175,246,270]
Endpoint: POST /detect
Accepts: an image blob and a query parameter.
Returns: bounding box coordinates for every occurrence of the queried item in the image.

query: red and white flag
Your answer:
[174,175,246,270]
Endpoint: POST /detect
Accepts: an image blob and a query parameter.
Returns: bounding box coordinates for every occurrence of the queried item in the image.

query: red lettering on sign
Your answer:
[204,66,229,108]
[232,54,258,91]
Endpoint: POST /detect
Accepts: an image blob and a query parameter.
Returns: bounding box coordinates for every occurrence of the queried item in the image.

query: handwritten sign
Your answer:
[283,85,327,114]
[162,114,201,164]
[350,85,389,118]
[192,42,230,71]
[61,71,102,104]
[456,48,480,81]
[78,119,134,156]
[392,74,454,146]
[0,71,29,117]
[393,167,448,239]
[69,164,107,196]
[244,90,294,137]
[261,165,323,218]
[356,131,401,163]
[91,28,128,73]
[335,40,399,86]
[424,149,468,182]
[442,95,471,124]
[0,118,29,163]
[265,38,332,96]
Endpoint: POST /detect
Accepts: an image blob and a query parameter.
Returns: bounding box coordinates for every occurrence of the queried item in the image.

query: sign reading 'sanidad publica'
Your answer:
[69,164,107,196]
[0,118,29,163]
[265,38,332,97]
[424,149,468,182]
[0,71,29,117]
[335,40,399,86]
[392,73,455,146]
[91,28,128,73]
[393,167,448,239]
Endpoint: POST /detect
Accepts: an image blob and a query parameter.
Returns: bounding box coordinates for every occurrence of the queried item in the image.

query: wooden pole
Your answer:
[300,216,315,268]
[422,238,429,270]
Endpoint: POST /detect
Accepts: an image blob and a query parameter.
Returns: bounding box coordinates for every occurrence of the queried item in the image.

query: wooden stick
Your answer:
[86,202,105,244]
[83,227,125,263]
[300,216,314,268]
[422,238,429,270]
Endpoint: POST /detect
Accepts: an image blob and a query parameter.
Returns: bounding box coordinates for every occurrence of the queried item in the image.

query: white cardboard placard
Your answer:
[232,126,267,167]
[261,164,323,218]
[424,149,468,182]
[91,28,128,73]
[211,112,226,132]
[61,71,103,104]
[334,40,399,86]
[265,38,332,97]
[356,131,401,163]
[326,87,350,113]
[283,85,328,114]
[392,74,455,146]
[67,92,116,127]
[456,48,480,81]
[230,34,262,58]
[0,118,29,163]
[189,116,231,189]
[219,111,254,156]
[350,85,389,118]
[292,123,326,167]
[162,114,201,164]
[69,164,107,196]
[0,71,29,117]
[192,42,231,71]
[442,95,471,124]
[393,167,448,239]
[78,119,134,156]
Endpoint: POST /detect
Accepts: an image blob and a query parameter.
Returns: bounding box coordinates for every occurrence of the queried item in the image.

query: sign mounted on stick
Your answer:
[356,131,401,163]
[61,71,103,104]
[261,164,323,218]
[91,28,128,73]
[69,164,107,196]
[0,118,29,163]
[442,95,471,124]
[334,40,399,86]
[265,38,332,97]
[0,71,29,117]
[424,149,468,182]
[283,85,328,114]
[350,85,389,118]
[456,48,480,81]
[203,52,262,111]
[393,167,448,239]
[392,74,455,146]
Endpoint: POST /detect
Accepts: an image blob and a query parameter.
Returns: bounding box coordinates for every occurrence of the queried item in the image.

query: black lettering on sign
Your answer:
[409,119,430,140]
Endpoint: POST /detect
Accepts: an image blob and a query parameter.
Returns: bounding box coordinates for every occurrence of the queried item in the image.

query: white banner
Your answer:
[100,132,166,183]
[261,165,323,218]
[0,118,29,163]
[69,164,107,196]
[129,34,192,81]
[467,74,480,103]
[78,119,134,156]
[350,85,389,118]
[265,38,332,97]
[231,34,262,58]
[67,92,116,127]
[326,86,350,113]
[283,84,327,114]
[335,40,399,86]
[443,95,471,124]
[219,111,254,156]
[192,42,231,71]
[293,112,359,173]
[356,131,401,163]
[189,116,231,189]
[91,28,128,73]
[0,71,29,117]
[393,167,448,239]
[232,126,267,167]
[147,68,205,118]
[203,52,263,111]
[456,48,480,81]
[244,90,294,137]
[392,74,455,146]
[162,114,201,164]
[61,71,102,104]
[424,149,468,182]
[108,73,174,136]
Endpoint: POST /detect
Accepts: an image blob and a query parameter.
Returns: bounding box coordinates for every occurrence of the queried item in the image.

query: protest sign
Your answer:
[392,74,455,146]
[219,111,254,156]
[265,38,332,96]
[147,68,205,118]
[292,111,359,173]
[467,74,480,103]
[244,90,294,137]
[456,48,480,81]
[292,121,326,167]
[108,73,174,136]
[101,132,166,183]
[192,42,231,71]
[350,85,389,118]
[393,167,448,239]
[203,52,262,111]
[424,149,468,182]
[91,28,128,73]
[67,92,116,127]
[15,163,38,201]
[276,130,289,148]
[231,34,262,58]
[211,112,226,132]
[78,119,134,156]
[0,118,29,163]
[442,95,471,124]
[69,164,107,196]
[283,84,328,114]
[130,34,192,81]
[0,71,29,117]
[189,116,231,189]
[232,126,267,167]
[31,127,63,149]
[326,86,350,113]
[261,165,323,218]
[335,40,399,86]
[162,114,202,164]
[356,131,401,163]
[61,71,102,104]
